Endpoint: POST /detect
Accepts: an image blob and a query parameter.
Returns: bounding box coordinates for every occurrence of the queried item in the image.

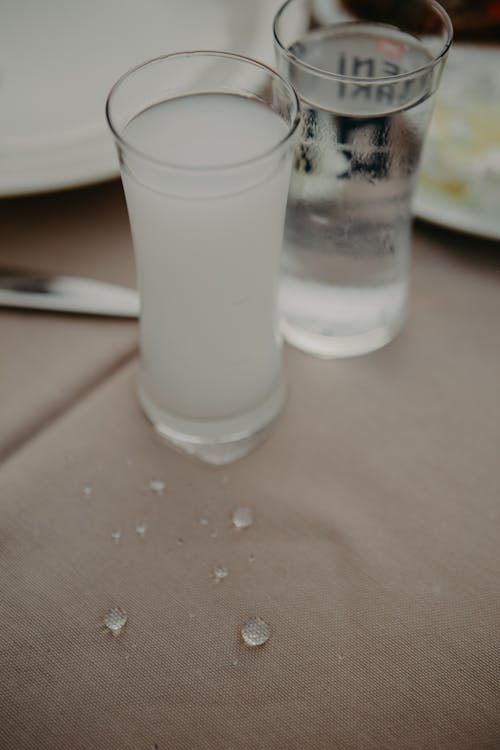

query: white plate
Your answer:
[414,187,500,241]
[0,0,282,197]
[415,44,500,241]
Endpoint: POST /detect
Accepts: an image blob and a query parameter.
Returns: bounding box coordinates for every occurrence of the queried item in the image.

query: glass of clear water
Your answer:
[106,52,299,464]
[273,0,453,358]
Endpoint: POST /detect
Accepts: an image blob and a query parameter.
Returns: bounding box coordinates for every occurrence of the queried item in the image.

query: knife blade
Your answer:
[0,270,140,318]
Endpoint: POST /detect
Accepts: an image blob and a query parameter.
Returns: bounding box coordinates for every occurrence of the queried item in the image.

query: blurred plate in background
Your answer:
[1,0,282,197]
[415,44,500,241]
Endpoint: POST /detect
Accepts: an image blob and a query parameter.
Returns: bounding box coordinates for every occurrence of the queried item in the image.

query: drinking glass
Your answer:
[106,52,300,463]
[274,0,453,357]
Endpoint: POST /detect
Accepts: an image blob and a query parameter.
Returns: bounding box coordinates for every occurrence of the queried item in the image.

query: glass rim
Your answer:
[105,50,301,174]
[273,0,453,85]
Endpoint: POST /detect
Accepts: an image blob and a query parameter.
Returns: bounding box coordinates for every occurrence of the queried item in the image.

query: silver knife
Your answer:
[0,270,140,317]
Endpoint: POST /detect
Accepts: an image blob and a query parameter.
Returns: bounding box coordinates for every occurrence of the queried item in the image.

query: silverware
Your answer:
[0,270,139,317]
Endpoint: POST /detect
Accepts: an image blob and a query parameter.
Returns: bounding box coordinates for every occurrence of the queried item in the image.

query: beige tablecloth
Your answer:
[0,184,137,460]
[1,182,499,750]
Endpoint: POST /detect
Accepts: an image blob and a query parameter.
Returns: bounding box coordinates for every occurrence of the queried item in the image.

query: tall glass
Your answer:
[106,52,299,464]
[274,0,453,357]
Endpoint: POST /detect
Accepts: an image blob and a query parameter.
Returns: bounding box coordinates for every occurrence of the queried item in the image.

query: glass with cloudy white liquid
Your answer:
[107,52,299,463]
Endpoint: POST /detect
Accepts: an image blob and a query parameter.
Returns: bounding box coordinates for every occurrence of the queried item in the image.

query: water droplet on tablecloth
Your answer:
[111,530,121,544]
[149,479,165,494]
[135,522,147,539]
[199,517,209,526]
[103,608,127,636]
[240,617,270,647]
[82,485,93,497]
[232,506,254,529]
[212,566,229,583]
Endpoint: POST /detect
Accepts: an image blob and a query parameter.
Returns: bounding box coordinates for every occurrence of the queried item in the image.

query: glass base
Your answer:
[281,315,406,358]
[279,274,409,358]
[138,378,286,465]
